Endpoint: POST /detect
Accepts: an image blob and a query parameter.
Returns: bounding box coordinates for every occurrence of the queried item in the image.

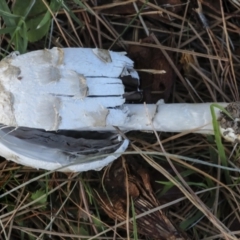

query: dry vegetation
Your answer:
[0,0,240,239]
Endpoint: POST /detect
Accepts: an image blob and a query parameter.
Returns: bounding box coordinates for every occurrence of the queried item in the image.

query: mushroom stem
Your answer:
[62,101,228,134]
[116,101,229,134]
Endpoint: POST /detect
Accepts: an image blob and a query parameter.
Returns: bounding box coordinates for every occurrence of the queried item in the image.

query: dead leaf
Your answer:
[128,36,175,103]
[180,52,195,78]
[95,158,188,239]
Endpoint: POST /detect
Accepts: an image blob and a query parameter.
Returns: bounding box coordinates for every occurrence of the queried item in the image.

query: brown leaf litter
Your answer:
[94,158,188,239]
[128,36,175,103]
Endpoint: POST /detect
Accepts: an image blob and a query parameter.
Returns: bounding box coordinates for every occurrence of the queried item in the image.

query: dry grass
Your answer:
[1,0,240,239]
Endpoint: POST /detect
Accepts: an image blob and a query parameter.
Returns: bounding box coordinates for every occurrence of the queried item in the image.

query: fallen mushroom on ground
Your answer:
[0,47,237,171]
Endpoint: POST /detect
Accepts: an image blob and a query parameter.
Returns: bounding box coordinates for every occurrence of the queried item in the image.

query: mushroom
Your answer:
[0,48,236,172]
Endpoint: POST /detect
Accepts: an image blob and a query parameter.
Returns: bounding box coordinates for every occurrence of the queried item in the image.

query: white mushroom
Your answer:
[0,48,236,171]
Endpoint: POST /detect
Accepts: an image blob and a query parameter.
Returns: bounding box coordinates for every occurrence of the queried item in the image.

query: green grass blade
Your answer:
[210,103,231,184]
[131,197,138,240]
[0,1,18,27]
[0,27,17,35]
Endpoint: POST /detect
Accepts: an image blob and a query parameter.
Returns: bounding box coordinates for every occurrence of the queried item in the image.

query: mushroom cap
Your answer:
[0,126,129,172]
[0,47,138,130]
[0,47,139,171]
